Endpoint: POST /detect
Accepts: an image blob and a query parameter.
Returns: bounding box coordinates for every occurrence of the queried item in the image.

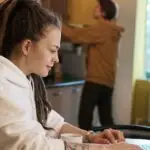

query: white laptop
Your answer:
[126,138,150,149]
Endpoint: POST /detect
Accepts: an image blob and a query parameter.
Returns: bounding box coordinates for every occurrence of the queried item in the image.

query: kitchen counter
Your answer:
[44,74,85,88]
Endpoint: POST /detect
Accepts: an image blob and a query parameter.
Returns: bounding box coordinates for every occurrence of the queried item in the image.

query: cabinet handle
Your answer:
[72,88,81,93]
[52,91,62,97]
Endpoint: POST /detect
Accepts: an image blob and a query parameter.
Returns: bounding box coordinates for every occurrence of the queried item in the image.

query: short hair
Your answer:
[98,0,119,20]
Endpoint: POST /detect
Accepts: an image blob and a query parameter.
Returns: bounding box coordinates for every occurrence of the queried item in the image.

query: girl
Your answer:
[0,0,141,149]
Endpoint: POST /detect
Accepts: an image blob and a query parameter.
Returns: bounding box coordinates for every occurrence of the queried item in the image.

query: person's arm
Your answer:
[62,23,124,44]
[46,110,65,135]
[45,111,111,144]
[62,124,141,150]
[1,97,134,150]
[0,96,65,150]
[45,111,92,142]
[60,123,125,144]
[0,97,127,150]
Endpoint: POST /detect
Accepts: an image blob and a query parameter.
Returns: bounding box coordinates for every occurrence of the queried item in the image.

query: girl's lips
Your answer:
[46,65,52,71]
[47,64,53,68]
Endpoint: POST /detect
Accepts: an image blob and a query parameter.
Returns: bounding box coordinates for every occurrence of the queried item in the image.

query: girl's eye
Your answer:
[50,49,56,53]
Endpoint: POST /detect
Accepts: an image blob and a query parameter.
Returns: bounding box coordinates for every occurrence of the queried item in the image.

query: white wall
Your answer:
[112,0,137,124]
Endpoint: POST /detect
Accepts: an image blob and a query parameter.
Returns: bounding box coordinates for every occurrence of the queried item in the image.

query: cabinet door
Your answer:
[47,88,62,114]
[46,85,83,125]
[41,0,69,20]
[60,87,72,123]
[47,87,72,122]
[41,0,51,9]
[50,0,69,20]
[70,85,83,126]
[68,0,97,25]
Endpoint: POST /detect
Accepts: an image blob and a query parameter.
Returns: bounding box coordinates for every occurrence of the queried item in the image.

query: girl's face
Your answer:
[22,26,61,77]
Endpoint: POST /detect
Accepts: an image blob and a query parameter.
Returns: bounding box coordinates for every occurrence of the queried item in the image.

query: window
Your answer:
[145,0,150,79]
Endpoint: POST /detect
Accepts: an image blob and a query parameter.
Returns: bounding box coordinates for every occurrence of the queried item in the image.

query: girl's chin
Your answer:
[38,70,49,77]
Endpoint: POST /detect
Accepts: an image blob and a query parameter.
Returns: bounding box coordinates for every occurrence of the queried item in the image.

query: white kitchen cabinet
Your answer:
[46,85,83,125]
[70,86,83,126]
[47,87,71,123]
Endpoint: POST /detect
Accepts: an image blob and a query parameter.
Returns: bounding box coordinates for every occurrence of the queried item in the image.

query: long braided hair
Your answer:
[31,73,52,130]
[0,0,61,129]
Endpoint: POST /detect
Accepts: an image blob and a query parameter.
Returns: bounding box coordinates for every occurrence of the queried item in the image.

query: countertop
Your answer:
[44,74,85,88]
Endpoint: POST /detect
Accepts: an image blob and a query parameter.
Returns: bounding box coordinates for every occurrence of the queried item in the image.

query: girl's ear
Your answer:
[21,40,33,56]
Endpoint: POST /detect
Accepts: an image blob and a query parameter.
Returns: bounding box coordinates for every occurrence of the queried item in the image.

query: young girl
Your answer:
[0,0,141,149]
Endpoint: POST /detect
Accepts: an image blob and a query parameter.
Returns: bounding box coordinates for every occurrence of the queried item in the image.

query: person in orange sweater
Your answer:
[62,0,124,130]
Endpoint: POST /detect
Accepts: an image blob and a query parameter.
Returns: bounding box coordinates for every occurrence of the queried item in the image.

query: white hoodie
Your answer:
[0,56,65,150]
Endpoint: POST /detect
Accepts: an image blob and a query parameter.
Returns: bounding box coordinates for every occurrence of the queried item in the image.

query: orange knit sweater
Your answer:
[62,20,124,87]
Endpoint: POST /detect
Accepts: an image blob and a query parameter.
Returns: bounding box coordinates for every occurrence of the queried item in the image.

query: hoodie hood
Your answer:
[0,56,30,88]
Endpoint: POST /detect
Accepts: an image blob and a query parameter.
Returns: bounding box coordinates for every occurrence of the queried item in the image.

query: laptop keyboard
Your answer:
[125,138,150,150]
[139,144,150,150]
